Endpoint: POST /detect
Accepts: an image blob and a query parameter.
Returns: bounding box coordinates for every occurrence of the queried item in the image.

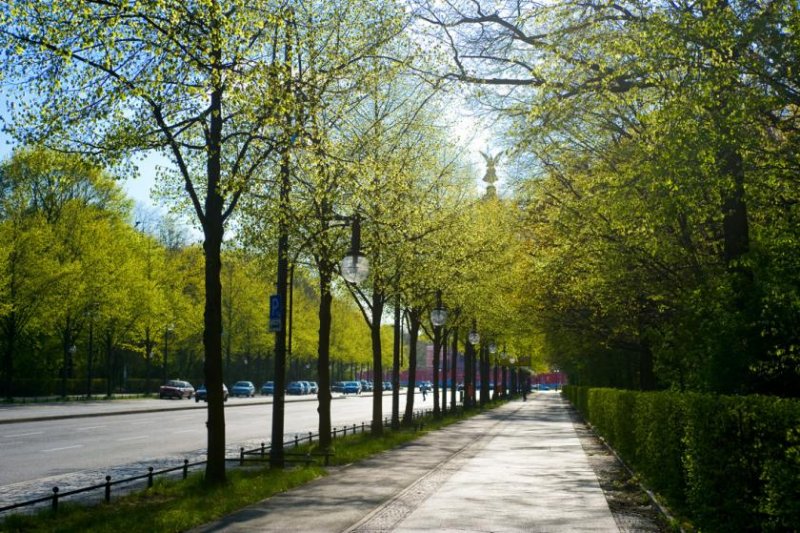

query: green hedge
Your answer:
[563,386,800,532]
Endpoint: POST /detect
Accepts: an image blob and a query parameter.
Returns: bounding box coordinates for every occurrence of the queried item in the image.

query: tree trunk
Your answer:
[370,289,384,436]
[463,332,473,408]
[480,344,489,406]
[432,326,441,417]
[402,308,421,426]
[391,293,401,430]
[450,327,458,409]
[270,148,291,468]
[441,329,448,413]
[1,314,16,400]
[202,77,226,484]
[317,266,334,450]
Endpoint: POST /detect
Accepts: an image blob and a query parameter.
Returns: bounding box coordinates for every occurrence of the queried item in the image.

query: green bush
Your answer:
[563,386,800,532]
[632,391,686,507]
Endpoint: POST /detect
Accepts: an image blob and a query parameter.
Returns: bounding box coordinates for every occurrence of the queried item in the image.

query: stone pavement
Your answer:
[193,393,622,532]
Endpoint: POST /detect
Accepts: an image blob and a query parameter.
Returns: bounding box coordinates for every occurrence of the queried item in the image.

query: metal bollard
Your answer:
[352,423,356,434]
[52,487,59,513]
[105,475,112,503]
[294,434,299,448]
[183,459,189,479]
[308,431,313,443]
[240,447,245,466]
[261,442,266,458]
[361,421,365,433]
[147,467,154,488]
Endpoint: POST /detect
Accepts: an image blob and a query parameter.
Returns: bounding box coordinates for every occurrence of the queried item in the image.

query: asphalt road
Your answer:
[0,391,427,494]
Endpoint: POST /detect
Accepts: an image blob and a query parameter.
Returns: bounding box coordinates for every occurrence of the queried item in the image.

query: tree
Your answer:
[414,0,800,396]
[237,0,409,454]
[0,0,298,482]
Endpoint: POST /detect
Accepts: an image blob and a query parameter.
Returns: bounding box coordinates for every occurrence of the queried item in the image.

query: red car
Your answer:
[159,380,195,399]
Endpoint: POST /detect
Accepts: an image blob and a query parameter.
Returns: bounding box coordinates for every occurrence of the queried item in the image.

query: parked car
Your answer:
[159,380,195,399]
[383,381,393,391]
[299,381,311,395]
[261,381,274,395]
[418,381,432,392]
[306,381,319,394]
[360,380,373,392]
[331,381,345,393]
[195,383,229,402]
[342,381,362,394]
[231,381,256,397]
[287,381,305,395]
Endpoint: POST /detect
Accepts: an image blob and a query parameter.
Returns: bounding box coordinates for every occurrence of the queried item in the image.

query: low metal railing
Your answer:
[1,407,436,517]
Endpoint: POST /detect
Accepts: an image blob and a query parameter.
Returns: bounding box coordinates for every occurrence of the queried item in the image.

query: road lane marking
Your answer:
[174,429,199,434]
[4,431,44,438]
[76,425,107,431]
[41,445,83,453]
[116,435,149,442]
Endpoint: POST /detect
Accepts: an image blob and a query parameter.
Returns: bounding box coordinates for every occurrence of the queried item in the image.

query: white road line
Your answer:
[116,435,149,442]
[4,431,44,438]
[41,444,83,453]
[174,429,199,434]
[76,425,107,431]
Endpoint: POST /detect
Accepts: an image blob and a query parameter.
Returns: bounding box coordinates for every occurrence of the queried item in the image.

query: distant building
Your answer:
[399,344,465,386]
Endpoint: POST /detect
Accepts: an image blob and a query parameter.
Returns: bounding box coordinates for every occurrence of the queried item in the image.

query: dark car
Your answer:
[331,381,345,393]
[360,380,373,392]
[159,380,195,399]
[261,381,274,395]
[383,381,393,391]
[418,381,432,392]
[343,381,362,394]
[287,381,305,395]
[195,383,229,402]
[231,381,256,397]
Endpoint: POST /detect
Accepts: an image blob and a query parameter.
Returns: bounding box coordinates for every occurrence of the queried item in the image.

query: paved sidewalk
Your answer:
[193,394,620,532]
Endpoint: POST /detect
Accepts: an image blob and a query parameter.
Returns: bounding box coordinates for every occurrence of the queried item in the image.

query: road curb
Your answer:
[0,395,338,425]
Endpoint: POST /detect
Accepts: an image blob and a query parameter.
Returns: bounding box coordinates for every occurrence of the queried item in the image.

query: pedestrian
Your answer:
[422,387,427,402]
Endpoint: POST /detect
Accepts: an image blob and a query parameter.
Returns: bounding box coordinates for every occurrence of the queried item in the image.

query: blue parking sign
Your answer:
[269,294,282,332]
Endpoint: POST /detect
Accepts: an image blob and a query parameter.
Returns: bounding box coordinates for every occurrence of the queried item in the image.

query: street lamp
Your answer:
[430,290,447,416]
[430,291,448,327]
[340,215,369,284]
[488,342,498,400]
[465,319,479,407]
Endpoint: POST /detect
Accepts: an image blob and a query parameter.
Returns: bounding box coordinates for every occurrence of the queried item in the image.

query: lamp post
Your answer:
[340,214,369,284]
[508,355,519,396]
[430,290,447,417]
[272,209,368,467]
[467,321,479,408]
[450,322,458,411]
[441,328,449,413]
[488,342,498,400]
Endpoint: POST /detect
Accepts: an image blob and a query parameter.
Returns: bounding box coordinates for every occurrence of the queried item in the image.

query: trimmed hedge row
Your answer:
[563,386,800,532]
